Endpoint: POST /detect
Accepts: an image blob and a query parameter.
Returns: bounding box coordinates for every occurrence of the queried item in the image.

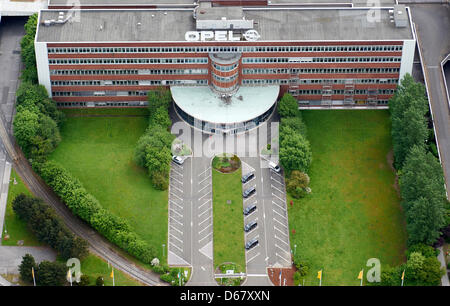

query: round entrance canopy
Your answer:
[171,85,280,125]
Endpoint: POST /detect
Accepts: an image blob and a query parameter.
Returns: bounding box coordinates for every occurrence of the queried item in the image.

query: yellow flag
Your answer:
[317,270,322,279]
[401,270,405,280]
[67,269,71,280]
[357,270,363,280]
[110,268,114,279]
[31,267,34,278]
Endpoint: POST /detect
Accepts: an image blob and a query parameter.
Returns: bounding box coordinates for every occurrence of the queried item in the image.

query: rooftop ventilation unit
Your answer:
[393,5,408,28]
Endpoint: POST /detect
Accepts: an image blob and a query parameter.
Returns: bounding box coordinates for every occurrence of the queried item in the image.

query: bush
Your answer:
[279,128,312,174]
[19,254,37,284]
[286,170,310,199]
[277,93,299,118]
[36,261,66,286]
[151,171,169,191]
[96,276,104,286]
[75,274,91,286]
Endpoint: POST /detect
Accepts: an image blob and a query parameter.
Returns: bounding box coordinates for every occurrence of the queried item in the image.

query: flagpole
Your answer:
[32,267,36,287]
[401,270,405,287]
[360,269,363,286]
[113,269,115,287]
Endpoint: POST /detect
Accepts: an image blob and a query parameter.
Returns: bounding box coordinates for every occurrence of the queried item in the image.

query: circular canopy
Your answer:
[171,85,279,125]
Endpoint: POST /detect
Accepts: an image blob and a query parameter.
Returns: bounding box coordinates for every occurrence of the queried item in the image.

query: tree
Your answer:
[279,129,312,173]
[149,106,172,130]
[13,109,39,157]
[19,254,37,284]
[36,261,66,286]
[280,115,307,136]
[75,274,90,286]
[400,146,446,245]
[147,87,172,116]
[277,93,298,118]
[389,73,429,169]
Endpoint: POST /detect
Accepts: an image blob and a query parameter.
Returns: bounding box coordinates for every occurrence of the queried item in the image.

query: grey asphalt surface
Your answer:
[0,246,56,274]
[410,4,450,196]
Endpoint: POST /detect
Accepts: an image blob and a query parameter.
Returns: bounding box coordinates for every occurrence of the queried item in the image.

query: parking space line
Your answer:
[272,200,286,212]
[199,223,212,234]
[169,200,183,210]
[275,243,291,254]
[198,207,211,218]
[273,209,287,220]
[198,174,211,185]
[170,192,183,201]
[169,216,183,226]
[273,218,288,229]
[271,171,283,178]
[276,252,291,264]
[169,242,183,253]
[171,168,183,177]
[245,244,261,254]
[170,184,183,193]
[170,208,183,218]
[199,231,213,243]
[171,163,183,171]
[275,235,289,246]
[198,167,211,177]
[246,252,261,264]
[272,192,285,203]
[271,177,284,186]
[169,225,183,235]
[170,176,184,185]
[198,198,211,210]
[274,226,288,237]
[170,233,183,244]
[243,192,257,202]
[198,191,211,201]
[198,183,211,193]
[271,184,285,195]
[198,216,211,226]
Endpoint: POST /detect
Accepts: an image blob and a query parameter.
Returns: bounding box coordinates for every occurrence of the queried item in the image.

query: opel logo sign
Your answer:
[243,30,260,42]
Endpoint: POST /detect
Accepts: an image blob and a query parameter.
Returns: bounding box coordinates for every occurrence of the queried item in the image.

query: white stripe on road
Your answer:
[274,226,288,237]
[273,209,287,220]
[199,223,212,234]
[198,174,211,185]
[169,241,183,253]
[198,183,211,193]
[276,252,291,264]
[275,235,289,246]
[198,215,211,226]
[169,216,183,226]
[170,176,184,185]
[198,231,213,243]
[169,233,183,244]
[198,167,211,177]
[170,208,183,218]
[273,217,288,229]
[198,198,211,210]
[170,192,183,201]
[170,184,183,193]
[198,191,211,201]
[169,200,183,210]
[272,200,286,212]
[198,207,211,218]
[246,252,261,264]
[169,225,183,235]
[271,184,285,195]
[272,192,285,203]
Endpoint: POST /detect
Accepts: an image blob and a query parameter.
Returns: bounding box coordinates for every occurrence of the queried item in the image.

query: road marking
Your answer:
[273,209,287,220]
[169,242,183,253]
[276,252,291,264]
[274,226,288,237]
[272,192,285,203]
[275,235,289,246]
[198,183,211,193]
[198,198,211,210]
[271,171,283,178]
[169,216,183,226]
[272,200,286,212]
[169,200,183,210]
[198,191,211,201]
[198,167,211,177]
[170,184,183,193]
[245,244,261,254]
[198,231,212,243]
[243,192,257,202]
[170,192,183,201]
[271,184,285,195]
[198,207,211,218]
[199,223,212,234]
[171,168,183,177]
[201,266,205,271]
[275,243,291,255]
[170,208,183,218]
[169,225,183,235]
[198,174,211,185]
[273,218,288,229]
[169,233,183,244]
[246,252,261,263]
[170,176,184,185]
[198,216,211,226]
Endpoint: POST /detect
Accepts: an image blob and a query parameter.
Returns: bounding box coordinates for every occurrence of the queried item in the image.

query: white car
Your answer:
[268,161,281,173]
[172,155,184,165]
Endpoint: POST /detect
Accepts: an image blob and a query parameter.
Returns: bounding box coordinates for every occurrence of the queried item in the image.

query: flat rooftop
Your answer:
[36,7,413,43]
[171,85,279,124]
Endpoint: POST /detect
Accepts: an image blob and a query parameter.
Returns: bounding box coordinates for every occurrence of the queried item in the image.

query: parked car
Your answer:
[268,161,281,173]
[245,238,259,250]
[243,204,257,216]
[243,186,256,198]
[241,172,255,184]
[244,220,258,232]
[172,155,184,165]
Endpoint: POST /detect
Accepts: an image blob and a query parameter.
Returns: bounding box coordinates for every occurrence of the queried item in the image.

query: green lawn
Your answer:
[212,169,246,272]
[49,112,168,260]
[288,110,407,286]
[2,169,42,246]
[78,254,143,286]
[62,108,149,117]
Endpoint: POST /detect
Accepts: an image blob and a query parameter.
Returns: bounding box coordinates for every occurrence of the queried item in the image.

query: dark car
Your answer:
[243,186,256,198]
[243,204,257,216]
[241,172,255,184]
[245,238,259,250]
[244,220,257,232]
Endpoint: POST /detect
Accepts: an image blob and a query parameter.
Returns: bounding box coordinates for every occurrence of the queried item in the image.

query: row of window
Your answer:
[50,69,208,75]
[243,68,400,74]
[242,79,289,85]
[212,62,239,72]
[51,80,210,86]
[212,73,238,83]
[296,78,399,84]
[242,57,402,63]
[49,58,209,65]
[292,89,396,95]
[47,45,403,55]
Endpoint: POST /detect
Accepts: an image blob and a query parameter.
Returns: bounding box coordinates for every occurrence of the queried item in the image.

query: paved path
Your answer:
[437,247,449,286]
[0,246,56,275]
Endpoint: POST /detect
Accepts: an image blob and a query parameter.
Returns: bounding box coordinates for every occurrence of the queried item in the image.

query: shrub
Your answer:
[96,276,104,286]
[277,93,299,118]
[286,170,310,199]
[19,254,37,284]
[36,261,66,286]
[76,274,91,286]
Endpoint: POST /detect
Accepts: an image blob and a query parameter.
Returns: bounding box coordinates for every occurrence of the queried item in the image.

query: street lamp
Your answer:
[162,244,166,258]
[294,244,297,256]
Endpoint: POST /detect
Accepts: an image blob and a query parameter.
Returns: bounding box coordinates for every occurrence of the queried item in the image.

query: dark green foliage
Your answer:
[134,87,174,190]
[400,146,447,245]
[36,161,156,264]
[19,254,37,284]
[160,268,188,286]
[12,194,89,260]
[36,261,66,286]
[406,243,439,259]
[277,93,299,118]
[279,127,312,174]
[95,276,104,286]
[20,14,38,83]
[75,274,91,286]
[389,73,429,169]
